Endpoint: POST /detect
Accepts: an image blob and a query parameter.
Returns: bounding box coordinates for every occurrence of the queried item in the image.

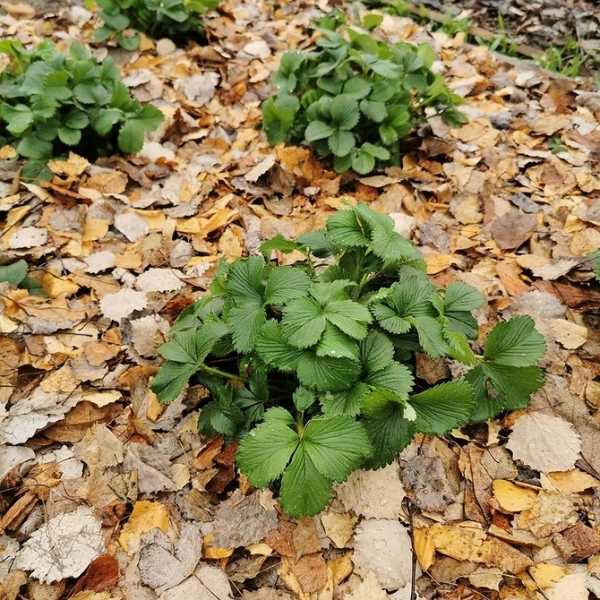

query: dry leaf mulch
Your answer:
[0,1,599,600]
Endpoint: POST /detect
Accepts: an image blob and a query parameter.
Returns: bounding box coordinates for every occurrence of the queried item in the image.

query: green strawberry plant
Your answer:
[151,204,546,517]
[0,259,43,295]
[93,0,220,49]
[0,40,164,180]
[262,18,466,175]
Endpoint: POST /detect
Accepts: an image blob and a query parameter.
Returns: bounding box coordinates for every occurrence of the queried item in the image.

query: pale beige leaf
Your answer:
[507,413,581,472]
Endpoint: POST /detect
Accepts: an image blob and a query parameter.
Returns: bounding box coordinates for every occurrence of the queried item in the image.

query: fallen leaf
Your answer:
[320,511,357,549]
[529,563,567,588]
[99,288,147,322]
[492,480,538,512]
[138,522,202,591]
[544,469,600,494]
[490,210,537,250]
[507,412,581,472]
[430,523,532,573]
[343,571,388,600]
[71,555,119,594]
[136,268,185,292]
[335,463,406,518]
[517,491,578,537]
[468,567,503,590]
[15,507,104,583]
[209,490,278,548]
[413,527,435,571]
[548,319,588,349]
[119,500,170,553]
[157,563,232,600]
[401,455,455,512]
[542,566,587,600]
[558,522,600,560]
[352,519,412,589]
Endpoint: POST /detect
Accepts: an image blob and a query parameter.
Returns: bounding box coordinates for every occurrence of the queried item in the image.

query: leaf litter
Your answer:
[0,0,599,598]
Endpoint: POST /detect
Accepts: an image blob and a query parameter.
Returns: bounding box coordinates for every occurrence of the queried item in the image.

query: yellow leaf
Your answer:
[115,249,143,269]
[413,527,435,571]
[425,253,457,274]
[119,500,170,553]
[202,533,233,559]
[135,209,166,231]
[6,205,30,229]
[529,563,567,588]
[545,469,600,494]
[247,542,273,556]
[320,511,356,549]
[83,218,109,242]
[42,273,80,298]
[176,217,202,234]
[0,144,17,159]
[146,390,164,422]
[48,153,89,177]
[492,479,538,512]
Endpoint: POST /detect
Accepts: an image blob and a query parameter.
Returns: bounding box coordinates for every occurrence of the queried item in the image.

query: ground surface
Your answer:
[0,1,599,600]
[434,0,599,50]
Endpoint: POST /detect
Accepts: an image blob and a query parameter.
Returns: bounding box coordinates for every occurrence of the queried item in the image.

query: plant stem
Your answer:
[296,413,305,437]
[199,363,247,382]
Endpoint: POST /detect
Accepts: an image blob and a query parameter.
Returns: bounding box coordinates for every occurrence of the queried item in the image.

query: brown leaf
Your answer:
[71,555,119,594]
[490,209,537,250]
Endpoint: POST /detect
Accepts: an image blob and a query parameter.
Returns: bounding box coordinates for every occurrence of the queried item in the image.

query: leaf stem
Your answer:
[295,413,305,437]
[199,363,247,382]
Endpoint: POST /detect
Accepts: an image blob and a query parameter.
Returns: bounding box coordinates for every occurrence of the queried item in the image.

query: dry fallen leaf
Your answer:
[343,571,388,600]
[507,413,581,472]
[352,519,412,589]
[119,500,171,553]
[15,507,104,583]
[492,480,538,512]
[320,511,357,549]
[335,463,406,519]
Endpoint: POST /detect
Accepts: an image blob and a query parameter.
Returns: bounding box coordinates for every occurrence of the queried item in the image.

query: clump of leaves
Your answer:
[94,0,219,49]
[151,204,546,517]
[0,259,43,294]
[0,40,163,180]
[261,19,466,175]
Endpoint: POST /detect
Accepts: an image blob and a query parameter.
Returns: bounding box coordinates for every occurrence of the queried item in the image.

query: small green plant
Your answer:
[548,136,567,154]
[537,38,586,77]
[0,260,43,294]
[477,16,519,57]
[438,13,471,37]
[261,20,466,176]
[94,0,220,50]
[0,40,163,180]
[151,204,546,517]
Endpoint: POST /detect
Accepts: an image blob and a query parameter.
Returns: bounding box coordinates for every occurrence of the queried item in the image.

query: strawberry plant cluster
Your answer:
[152,204,546,517]
[94,0,220,49]
[0,40,164,179]
[262,20,466,175]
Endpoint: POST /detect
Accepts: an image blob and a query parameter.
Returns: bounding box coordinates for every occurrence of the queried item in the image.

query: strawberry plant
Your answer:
[152,204,546,517]
[261,20,466,175]
[0,260,43,295]
[0,40,163,180]
[94,0,220,50]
